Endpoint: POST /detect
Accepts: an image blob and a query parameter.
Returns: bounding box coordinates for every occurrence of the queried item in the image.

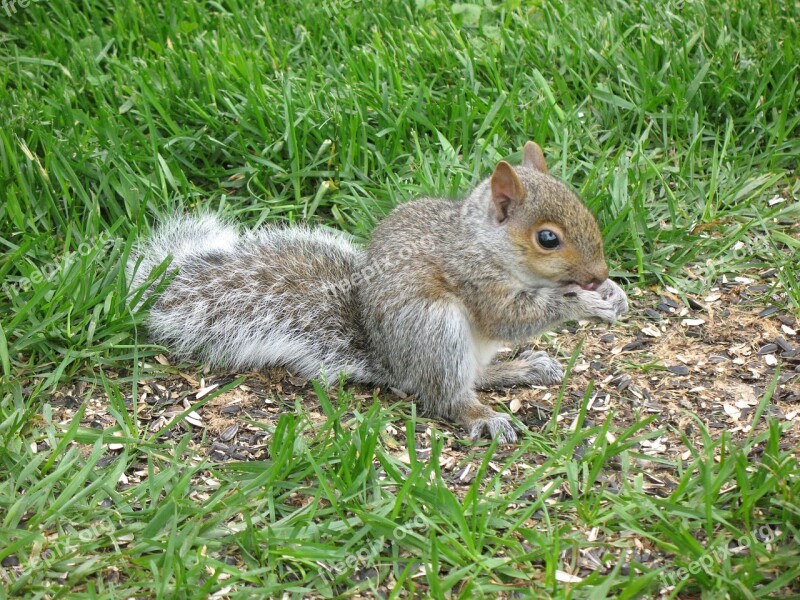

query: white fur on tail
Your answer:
[128,214,374,382]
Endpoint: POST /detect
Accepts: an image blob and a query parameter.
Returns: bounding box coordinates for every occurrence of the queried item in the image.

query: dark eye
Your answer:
[537,229,560,249]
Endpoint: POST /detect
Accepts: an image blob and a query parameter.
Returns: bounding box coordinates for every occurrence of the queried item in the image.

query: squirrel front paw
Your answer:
[596,279,629,318]
[518,350,564,385]
[459,404,517,444]
[572,288,618,324]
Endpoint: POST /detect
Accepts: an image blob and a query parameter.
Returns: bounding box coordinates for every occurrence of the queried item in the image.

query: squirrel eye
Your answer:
[537,229,560,250]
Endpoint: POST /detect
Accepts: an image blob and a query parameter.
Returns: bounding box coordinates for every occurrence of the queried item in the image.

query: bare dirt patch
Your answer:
[51,272,799,470]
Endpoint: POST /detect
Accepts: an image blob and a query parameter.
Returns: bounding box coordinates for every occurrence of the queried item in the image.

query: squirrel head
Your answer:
[489,142,608,290]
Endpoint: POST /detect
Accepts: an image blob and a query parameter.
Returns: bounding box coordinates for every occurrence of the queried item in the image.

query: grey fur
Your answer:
[129,157,628,443]
[128,215,374,381]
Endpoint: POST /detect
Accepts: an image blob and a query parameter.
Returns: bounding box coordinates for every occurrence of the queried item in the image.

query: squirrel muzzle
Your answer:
[566,262,609,291]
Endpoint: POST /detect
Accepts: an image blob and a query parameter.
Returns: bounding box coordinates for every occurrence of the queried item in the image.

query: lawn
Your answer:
[1,0,799,597]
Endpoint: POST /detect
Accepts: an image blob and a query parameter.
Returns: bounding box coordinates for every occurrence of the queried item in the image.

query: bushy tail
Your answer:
[127,213,240,295]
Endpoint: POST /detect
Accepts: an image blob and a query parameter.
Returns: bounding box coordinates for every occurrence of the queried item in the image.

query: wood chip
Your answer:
[723,403,741,419]
[667,365,689,375]
[682,318,705,326]
[555,570,583,583]
[107,431,124,450]
[641,325,661,338]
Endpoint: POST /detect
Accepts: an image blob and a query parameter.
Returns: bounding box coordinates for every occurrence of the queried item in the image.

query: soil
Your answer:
[46,269,800,593]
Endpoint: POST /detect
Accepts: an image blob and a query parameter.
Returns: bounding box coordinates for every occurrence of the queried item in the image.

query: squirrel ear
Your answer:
[522,141,549,174]
[491,161,525,223]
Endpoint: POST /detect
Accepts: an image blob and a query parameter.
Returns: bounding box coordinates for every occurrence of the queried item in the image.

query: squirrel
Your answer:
[128,142,628,443]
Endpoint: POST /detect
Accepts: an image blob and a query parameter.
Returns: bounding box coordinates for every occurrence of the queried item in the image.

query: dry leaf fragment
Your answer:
[180,373,199,386]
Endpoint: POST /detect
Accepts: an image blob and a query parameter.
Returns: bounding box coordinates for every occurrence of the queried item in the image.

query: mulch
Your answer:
[53,268,798,464]
[44,268,799,593]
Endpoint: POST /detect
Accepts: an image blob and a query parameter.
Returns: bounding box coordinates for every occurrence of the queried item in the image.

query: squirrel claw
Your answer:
[467,411,518,444]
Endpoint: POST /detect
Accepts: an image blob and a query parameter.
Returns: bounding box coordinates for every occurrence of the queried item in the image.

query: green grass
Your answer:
[1,0,799,597]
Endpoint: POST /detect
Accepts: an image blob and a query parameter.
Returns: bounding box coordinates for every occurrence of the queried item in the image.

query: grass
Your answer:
[0,0,798,597]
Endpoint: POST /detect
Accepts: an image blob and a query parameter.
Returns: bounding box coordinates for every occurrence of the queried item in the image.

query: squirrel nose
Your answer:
[580,263,609,291]
[580,277,606,292]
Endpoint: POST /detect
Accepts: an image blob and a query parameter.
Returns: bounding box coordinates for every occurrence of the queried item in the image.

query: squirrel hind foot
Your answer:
[458,403,518,444]
[477,351,564,389]
[517,350,565,385]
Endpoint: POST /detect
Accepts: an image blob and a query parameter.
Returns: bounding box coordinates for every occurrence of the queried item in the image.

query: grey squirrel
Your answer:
[129,142,628,443]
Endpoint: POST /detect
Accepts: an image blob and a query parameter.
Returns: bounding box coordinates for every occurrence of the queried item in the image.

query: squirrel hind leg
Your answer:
[375,300,518,443]
[477,350,564,389]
